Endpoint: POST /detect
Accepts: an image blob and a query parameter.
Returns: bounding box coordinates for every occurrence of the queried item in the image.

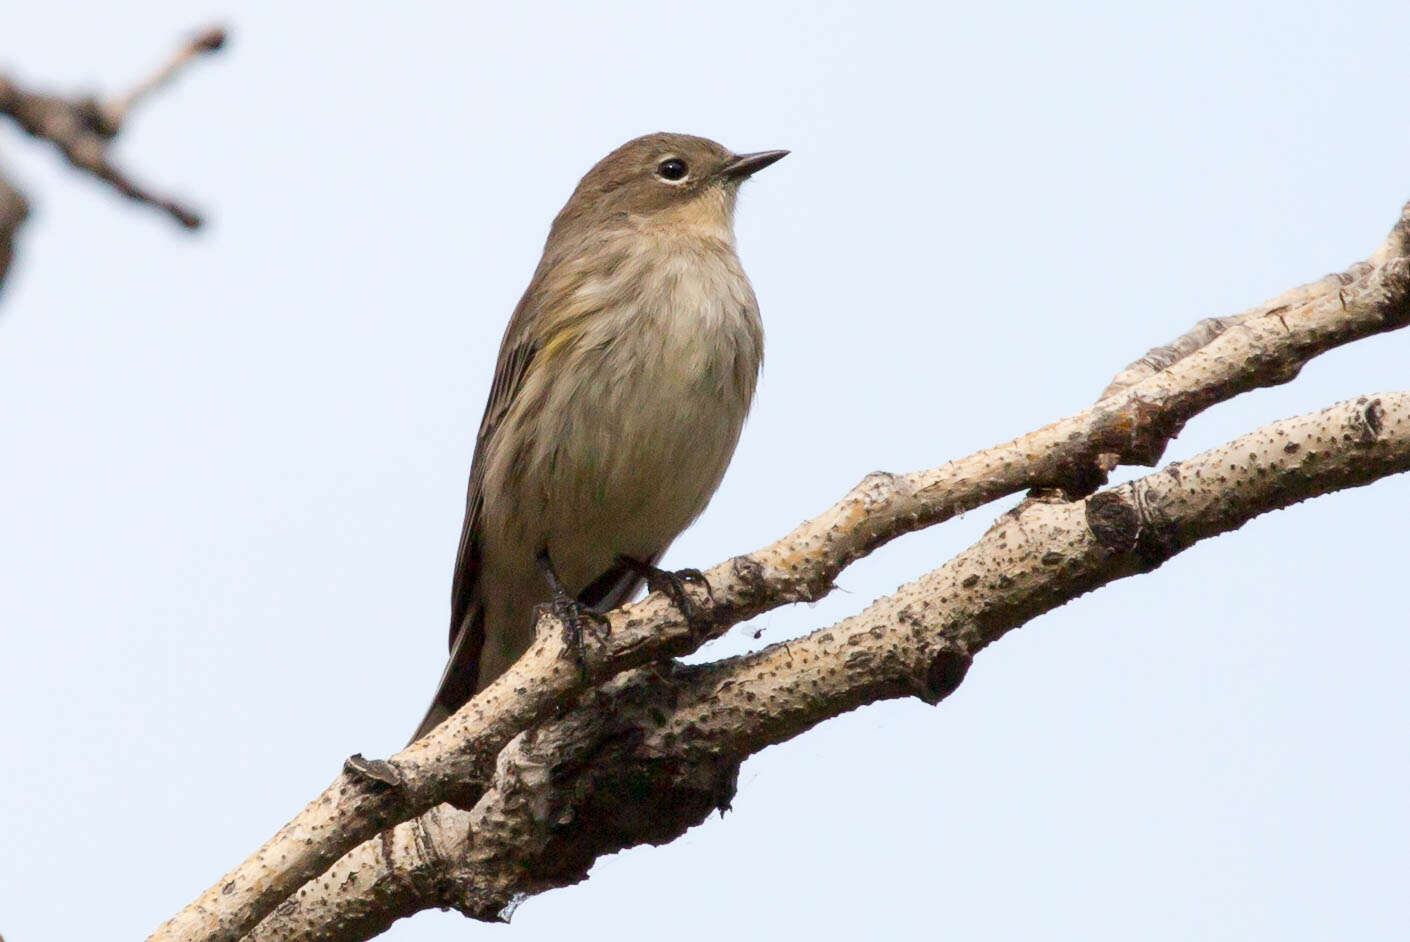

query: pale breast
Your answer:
[513,232,763,592]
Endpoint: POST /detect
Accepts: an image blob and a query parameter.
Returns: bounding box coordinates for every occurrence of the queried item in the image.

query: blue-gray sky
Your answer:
[2,2,1408,939]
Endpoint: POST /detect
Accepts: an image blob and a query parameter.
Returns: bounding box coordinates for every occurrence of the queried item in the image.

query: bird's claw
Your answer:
[546,594,610,680]
[537,548,612,678]
[554,593,611,639]
[621,557,712,625]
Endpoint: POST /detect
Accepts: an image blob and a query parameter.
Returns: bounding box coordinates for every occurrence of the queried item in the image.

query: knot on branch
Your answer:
[913,647,972,706]
[1084,484,1180,572]
[1084,490,1139,554]
[344,754,405,789]
[857,469,899,507]
[727,553,768,600]
[1353,396,1386,444]
[1373,257,1410,328]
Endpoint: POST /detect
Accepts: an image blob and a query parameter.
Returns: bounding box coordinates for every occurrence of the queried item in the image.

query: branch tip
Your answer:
[0,22,223,229]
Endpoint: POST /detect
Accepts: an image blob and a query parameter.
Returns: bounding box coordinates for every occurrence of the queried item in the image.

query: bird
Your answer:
[410,132,787,742]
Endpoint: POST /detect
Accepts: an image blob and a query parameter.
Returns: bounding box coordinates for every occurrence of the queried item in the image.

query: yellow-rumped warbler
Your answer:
[411,133,786,741]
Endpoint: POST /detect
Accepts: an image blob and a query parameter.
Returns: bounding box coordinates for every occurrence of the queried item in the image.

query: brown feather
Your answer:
[410,132,774,742]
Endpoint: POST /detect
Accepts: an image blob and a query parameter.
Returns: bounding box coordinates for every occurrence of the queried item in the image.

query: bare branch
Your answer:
[247,391,1410,940]
[1095,200,1410,403]
[0,24,225,230]
[99,26,227,132]
[1085,201,1410,472]
[147,201,1410,942]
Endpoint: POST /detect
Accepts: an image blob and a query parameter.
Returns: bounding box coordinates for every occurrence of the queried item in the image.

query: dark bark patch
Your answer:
[1085,491,1139,553]
[915,649,972,706]
[1358,398,1385,442]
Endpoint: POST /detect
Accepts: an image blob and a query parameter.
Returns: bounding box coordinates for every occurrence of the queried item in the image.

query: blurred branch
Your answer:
[0,164,28,293]
[149,199,1410,942]
[245,391,1410,940]
[99,26,226,135]
[0,21,225,266]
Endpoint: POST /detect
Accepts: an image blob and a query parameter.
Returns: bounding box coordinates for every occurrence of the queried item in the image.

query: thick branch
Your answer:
[247,391,1410,940]
[0,24,224,229]
[149,204,1410,942]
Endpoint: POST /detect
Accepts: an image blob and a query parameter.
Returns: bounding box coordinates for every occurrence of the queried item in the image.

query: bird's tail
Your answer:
[408,609,485,744]
[409,699,453,745]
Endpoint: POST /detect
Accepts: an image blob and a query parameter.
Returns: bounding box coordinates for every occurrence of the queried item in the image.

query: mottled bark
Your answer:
[150,202,1410,942]
[245,392,1410,941]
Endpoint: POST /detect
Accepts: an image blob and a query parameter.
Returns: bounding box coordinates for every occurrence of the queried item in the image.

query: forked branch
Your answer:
[150,200,1410,942]
[245,391,1410,940]
[0,23,225,232]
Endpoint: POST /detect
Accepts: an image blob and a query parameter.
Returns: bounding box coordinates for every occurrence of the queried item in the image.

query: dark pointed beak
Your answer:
[720,149,789,180]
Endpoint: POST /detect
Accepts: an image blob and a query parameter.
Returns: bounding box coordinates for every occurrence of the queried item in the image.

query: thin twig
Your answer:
[100,26,227,133]
[0,24,225,229]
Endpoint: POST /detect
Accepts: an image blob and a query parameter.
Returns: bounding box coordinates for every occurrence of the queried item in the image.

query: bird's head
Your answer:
[553,132,788,241]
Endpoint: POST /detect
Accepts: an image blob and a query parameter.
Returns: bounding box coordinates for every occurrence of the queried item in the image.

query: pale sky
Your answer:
[2,2,1408,940]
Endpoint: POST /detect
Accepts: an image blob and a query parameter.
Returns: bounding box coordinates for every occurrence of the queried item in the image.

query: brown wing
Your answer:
[412,220,639,741]
[447,336,538,645]
[409,312,540,743]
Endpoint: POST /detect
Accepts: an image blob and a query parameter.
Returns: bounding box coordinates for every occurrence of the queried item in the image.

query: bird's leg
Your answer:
[617,555,712,625]
[536,549,611,676]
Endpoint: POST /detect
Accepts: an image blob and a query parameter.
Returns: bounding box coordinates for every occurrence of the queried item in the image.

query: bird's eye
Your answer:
[655,157,688,182]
